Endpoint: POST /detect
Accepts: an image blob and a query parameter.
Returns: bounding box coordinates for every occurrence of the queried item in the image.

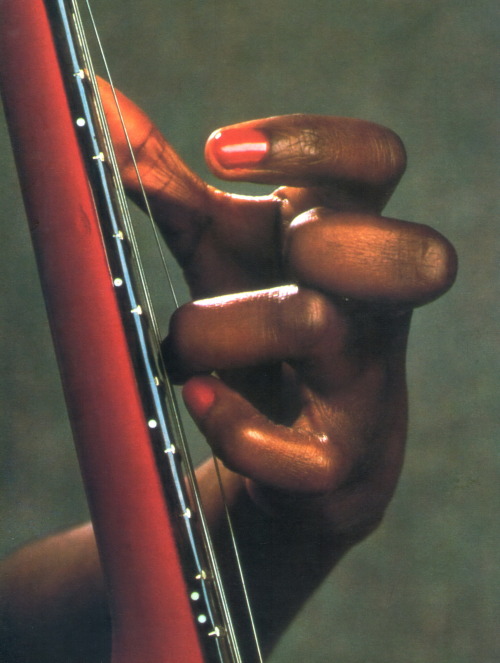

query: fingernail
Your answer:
[209,127,269,169]
[182,378,216,419]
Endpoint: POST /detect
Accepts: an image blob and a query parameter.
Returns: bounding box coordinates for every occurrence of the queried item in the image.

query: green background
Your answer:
[1,1,498,661]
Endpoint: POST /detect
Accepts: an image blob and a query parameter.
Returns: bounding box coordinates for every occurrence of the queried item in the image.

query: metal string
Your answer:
[74,1,264,660]
[59,2,237,658]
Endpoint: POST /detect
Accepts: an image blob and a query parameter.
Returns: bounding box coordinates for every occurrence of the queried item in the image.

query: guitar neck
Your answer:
[0,1,251,660]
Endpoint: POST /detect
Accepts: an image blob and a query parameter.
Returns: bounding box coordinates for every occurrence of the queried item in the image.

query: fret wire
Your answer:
[57,1,230,659]
[61,1,264,660]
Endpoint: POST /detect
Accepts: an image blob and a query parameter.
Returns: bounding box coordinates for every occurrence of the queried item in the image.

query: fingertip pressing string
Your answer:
[183,378,216,419]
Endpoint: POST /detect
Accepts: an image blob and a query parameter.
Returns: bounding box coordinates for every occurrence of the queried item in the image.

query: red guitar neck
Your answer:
[0,1,207,660]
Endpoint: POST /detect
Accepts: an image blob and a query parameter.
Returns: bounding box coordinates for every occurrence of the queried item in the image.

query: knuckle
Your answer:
[311,451,341,494]
[274,128,318,162]
[208,415,261,473]
[297,290,332,337]
[375,127,407,183]
[286,289,342,355]
[417,231,458,302]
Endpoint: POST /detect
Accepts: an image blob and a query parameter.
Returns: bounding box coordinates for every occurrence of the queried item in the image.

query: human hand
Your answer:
[102,84,457,546]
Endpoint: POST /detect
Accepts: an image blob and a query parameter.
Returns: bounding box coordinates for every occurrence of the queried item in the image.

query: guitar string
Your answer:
[79,2,263,660]
[212,457,264,660]
[66,2,237,659]
[69,5,240,660]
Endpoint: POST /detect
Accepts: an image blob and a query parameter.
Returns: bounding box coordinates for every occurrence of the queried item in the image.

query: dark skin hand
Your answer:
[107,82,455,516]
[0,83,456,662]
[105,84,457,654]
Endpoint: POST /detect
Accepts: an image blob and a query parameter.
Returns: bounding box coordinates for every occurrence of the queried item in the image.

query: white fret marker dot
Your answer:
[147,419,158,429]
[113,278,123,287]
[197,614,207,624]
[190,591,200,601]
[76,117,86,127]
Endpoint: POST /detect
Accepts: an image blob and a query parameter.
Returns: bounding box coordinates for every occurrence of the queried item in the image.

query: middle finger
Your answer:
[163,285,351,390]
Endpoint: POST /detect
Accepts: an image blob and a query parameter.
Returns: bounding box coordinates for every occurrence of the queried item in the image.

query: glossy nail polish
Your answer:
[209,127,269,169]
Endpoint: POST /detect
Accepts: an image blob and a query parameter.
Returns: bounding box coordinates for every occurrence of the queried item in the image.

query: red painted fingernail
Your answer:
[182,379,216,419]
[210,127,269,169]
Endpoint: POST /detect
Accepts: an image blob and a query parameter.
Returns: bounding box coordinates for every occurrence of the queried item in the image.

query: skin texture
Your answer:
[0,82,456,662]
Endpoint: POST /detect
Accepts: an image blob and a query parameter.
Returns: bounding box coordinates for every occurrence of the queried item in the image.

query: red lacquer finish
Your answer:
[0,1,204,661]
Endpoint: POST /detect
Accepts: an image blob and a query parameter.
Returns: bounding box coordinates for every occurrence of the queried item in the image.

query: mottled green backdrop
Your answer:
[1,1,498,661]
